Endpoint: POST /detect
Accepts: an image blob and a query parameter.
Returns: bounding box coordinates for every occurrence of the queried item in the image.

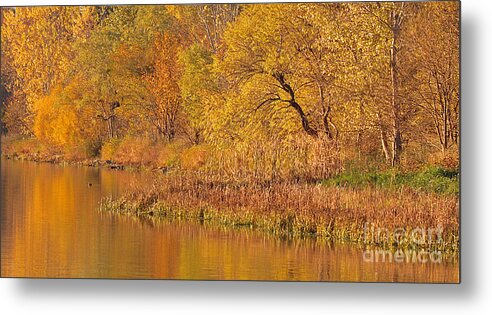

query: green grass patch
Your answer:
[322,166,459,195]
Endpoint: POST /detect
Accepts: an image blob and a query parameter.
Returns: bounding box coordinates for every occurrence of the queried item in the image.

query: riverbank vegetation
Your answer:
[1,3,459,249]
[101,171,459,252]
[323,166,459,195]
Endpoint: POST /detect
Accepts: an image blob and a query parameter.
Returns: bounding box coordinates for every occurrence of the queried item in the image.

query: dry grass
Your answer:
[98,136,341,180]
[2,135,100,161]
[180,144,211,170]
[102,171,459,252]
[1,135,63,162]
[203,137,341,183]
[102,137,156,166]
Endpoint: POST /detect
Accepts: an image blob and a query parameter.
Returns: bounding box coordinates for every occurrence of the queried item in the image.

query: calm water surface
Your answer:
[0,158,459,282]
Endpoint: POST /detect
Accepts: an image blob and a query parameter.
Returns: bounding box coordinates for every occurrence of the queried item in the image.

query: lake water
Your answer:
[0,158,459,282]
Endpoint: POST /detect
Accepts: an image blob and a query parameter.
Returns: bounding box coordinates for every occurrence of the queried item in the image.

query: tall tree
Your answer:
[220,4,324,138]
[179,44,218,143]
[2,7,94,133]
[143,32,184,141]
[411,2,460,155]
[355,3,416,165]
[169,4,240,53]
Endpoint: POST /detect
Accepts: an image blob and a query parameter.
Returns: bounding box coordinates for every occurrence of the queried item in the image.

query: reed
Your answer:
[101,171,459,252]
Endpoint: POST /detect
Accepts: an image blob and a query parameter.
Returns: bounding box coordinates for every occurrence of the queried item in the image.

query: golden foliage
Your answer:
[2,3,459,169]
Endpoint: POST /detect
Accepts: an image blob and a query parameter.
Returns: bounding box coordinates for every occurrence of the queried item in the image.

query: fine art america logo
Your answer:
[362,224,444,264]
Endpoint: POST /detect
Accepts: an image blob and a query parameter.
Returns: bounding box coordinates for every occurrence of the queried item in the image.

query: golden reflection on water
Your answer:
[0,158,459,282]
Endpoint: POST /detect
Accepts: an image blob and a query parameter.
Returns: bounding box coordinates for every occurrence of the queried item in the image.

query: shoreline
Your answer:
[101,197,460,255]
[1,151,147,171]
[3,143,460,254]
[100,172,460,254]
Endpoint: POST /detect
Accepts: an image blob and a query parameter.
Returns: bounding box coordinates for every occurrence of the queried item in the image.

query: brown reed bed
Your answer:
[101,171,459,252]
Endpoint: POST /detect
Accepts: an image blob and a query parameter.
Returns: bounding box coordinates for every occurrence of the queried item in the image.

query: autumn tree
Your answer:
[1,9,27,135]
[169,4,240,53]
[0,3,459,169]
[166,5,242,143]
[73,6,182,141]
[347,3,419,165]
[411,2,460,155]
[142,32,184,141]
[33,77,103,155]
[179,44,218,143]
[219,4,355,140]
[2,7,95,134]
[219,5,311,138]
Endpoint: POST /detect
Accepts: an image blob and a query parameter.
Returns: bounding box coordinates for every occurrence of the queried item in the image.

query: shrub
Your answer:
[156,140,188,169]
[111,137,155,166]
[180,144,210,170]
[428,148,460,170]
[101,138,122,161]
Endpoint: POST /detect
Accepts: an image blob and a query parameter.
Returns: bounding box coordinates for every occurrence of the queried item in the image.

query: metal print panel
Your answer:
[0,1,460,282]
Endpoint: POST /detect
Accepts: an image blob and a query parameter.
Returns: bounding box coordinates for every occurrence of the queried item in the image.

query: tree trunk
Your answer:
[318,84,333,139]
[289,100,318,137]
[390,8,403,166]
[273,72,317,137]
[377,113,390,163]
[97,100,119,139]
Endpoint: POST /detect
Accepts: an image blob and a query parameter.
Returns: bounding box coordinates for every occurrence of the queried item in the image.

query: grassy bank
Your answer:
[1,135,105,166]
[101,172,459,252]
[0,135,205,169]
[322,167,459,195]
[1,135,340,179]
[2,136,458,186]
